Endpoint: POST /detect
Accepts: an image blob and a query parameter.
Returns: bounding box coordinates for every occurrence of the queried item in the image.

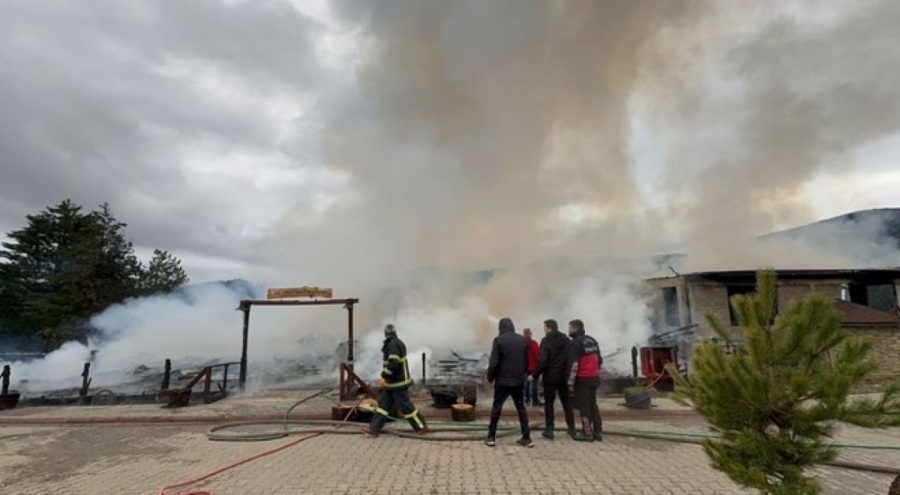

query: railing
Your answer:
[173,362,241,405]
[162,362,241,407]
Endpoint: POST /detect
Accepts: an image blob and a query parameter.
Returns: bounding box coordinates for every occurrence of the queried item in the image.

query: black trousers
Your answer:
[542,383,575,432]
[369,387,427,433]
[573,378,602,435]
[487,384,531,440]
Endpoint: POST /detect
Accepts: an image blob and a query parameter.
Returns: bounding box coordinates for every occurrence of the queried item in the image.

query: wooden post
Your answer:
[203,367,212,404]
[162,359,171,391]
[422,352,427,386]
[222,363,229,392]
[631,346,639,380]
[346,303,354,362]
[239,304,251,390]
[1,365,9,396]
[339,362,347,400]
[80,363,91,398]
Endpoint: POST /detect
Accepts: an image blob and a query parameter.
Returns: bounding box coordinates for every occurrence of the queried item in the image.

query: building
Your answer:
[646,269,900,390]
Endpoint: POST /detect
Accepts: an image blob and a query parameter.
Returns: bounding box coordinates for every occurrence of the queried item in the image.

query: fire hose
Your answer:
[158,389,518,495]
[206,387,518,442]
[159,389,900,494]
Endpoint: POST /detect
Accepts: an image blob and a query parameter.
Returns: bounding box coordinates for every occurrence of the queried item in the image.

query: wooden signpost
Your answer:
[266,286,333,300]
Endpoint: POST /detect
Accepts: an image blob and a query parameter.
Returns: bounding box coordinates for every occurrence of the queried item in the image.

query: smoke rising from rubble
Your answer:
[271,0,900,377]
[7,1,900,391]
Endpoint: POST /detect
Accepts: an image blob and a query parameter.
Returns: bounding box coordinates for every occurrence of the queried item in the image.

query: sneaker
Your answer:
[516,438,535,448]
[541,430,554,440]
[571,432,594,442]
[484,438,496,447]
[593,433,603,442]
[361,427,379,438]
[567,428,577,439]
[533,401,545,407]
[415,428,430,436]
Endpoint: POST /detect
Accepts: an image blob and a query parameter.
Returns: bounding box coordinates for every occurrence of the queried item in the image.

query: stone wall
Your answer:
[645,276,900,390]
[848,326,900,392]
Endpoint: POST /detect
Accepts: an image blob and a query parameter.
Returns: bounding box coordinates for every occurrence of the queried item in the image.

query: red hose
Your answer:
[156,432,322,495]
[157,394,364,495]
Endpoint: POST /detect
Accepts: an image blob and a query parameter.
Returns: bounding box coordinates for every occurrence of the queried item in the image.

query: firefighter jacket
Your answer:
[567,329,602,385]
[380,335,412,390]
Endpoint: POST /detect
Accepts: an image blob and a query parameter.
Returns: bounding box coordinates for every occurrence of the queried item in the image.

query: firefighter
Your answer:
[362,324,428,437]
[567,319,603,442]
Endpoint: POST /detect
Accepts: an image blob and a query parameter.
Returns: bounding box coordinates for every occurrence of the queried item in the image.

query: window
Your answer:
[726,285,778,325]
[662,287,680,327]
[849,283,897,312]
[726,285,756,326]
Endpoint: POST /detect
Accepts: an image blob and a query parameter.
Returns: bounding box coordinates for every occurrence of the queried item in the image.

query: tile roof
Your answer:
[833,299,900,327]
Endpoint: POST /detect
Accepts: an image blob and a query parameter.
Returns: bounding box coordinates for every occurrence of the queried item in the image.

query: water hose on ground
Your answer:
[161,388,899,495]
[593,428,900,476]
[207,389,518,442]
[206,394,900,477]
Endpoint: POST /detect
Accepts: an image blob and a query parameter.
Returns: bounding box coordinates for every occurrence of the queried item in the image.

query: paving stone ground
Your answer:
[1,391,897,494]
[1,418,897,495]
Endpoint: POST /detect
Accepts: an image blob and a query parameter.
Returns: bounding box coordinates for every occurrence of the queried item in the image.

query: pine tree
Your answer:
[140,249,189,295]
[669,268,900,495]
[0,200,189,343]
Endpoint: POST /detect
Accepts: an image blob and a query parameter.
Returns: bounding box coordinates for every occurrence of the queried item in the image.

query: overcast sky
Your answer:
[2,0,900,284]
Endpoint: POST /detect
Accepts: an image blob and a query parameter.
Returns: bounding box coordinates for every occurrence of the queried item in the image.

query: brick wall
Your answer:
[645,275,900,391]
[689,281,733,338]
[847,326,900,392]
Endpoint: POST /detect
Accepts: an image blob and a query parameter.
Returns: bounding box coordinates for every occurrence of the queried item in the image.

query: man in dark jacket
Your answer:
[484,317,533,448]
[362,324,428,437]
[567,319,603,442]
[529,319,576,439]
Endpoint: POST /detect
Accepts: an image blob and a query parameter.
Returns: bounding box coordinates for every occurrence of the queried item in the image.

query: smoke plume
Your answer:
[7,1,900,391]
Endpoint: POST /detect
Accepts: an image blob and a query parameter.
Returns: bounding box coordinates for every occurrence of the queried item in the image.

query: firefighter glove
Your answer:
[377,377,387,388]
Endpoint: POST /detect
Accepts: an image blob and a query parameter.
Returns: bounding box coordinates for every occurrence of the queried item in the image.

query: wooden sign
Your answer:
[266,286,333,300]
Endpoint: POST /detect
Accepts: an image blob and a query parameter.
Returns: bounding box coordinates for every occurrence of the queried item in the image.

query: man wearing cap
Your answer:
[362,324,428,437]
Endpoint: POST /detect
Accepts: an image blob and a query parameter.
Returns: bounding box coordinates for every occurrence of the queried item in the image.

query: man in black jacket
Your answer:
[529,319,576,440]
[484,317,533,448]
[362,324,428,437]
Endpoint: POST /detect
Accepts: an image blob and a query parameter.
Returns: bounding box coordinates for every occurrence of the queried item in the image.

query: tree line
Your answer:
[0,200,188,348]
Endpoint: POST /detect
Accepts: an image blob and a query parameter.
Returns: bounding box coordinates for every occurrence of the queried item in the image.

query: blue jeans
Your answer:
[523,375,540,404]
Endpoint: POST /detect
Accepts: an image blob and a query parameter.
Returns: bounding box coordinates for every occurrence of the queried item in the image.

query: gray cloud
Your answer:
[3,0,900,287]
[0,0,334,278]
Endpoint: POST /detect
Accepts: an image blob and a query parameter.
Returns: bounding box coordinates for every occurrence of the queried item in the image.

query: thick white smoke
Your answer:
[7,1,900,394]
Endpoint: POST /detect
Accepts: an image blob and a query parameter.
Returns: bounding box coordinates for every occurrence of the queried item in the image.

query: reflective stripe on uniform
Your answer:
[404,408,425,429]
[387,354,407,362]
[381,367,393,376]
[384,377,412,388]
[374,407,391,418]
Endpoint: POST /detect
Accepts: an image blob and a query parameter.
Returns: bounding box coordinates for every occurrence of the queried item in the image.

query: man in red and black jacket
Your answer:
[567,319,603,442]
[522,328,543,407]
